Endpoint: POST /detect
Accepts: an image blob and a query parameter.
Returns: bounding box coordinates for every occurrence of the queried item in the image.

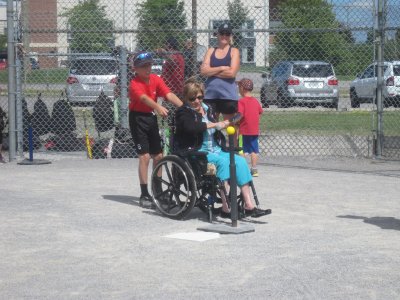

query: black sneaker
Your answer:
[245,207,272,218]
[219,210,231,219]
[154,191,170,205]
[139,194,156,209]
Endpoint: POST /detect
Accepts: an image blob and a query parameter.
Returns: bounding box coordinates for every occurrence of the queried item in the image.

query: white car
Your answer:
[349,61,400,108]
[66,56,118,106]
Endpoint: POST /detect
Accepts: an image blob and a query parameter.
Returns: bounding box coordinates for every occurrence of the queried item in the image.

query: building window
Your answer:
[247,47,254,62]
[243,20,254,38]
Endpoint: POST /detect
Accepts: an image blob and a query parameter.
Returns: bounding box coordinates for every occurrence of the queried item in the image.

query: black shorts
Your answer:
[204,99,238,115]
[129,111,162,155]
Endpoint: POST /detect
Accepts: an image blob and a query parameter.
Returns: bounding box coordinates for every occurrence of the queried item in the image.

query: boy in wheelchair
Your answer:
[172,80,271,218]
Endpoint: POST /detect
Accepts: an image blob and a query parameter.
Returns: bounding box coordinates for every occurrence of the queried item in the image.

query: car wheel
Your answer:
[383,97,391,108]
[277,92,290,108]
[350,88,360,108]
[331,98,339,110]
[68,99,78,107]
[260,87,268,108]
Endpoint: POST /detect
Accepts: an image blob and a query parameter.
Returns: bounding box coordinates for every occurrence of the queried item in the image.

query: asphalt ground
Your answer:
[0,155,399,299]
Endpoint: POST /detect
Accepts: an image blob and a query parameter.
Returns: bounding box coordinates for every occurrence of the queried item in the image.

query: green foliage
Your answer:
[136,0,186,51]
[0,34,6,52]
[384,38,400,61]
[270,0,359,76]
[366,30,374,44]
[227,0,249,49]
[62,0,114,53]
[263,110,400,136]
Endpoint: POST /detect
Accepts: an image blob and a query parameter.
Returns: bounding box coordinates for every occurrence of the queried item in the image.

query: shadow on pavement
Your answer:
[142,207,211,223]
[102,194,140,206]
[337,215,400,231]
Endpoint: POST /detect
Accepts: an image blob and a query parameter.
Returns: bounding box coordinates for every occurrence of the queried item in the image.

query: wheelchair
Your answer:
[150,131,265,222]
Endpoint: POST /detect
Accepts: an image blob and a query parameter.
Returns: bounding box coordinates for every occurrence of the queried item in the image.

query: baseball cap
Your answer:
[132,52,153,67]
[238,78,254,91]
[217,23,232,35]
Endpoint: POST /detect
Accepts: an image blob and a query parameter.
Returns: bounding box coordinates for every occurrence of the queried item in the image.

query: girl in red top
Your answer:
[237,78,263,177]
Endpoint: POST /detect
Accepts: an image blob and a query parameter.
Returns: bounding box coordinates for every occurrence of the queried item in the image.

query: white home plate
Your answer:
[164,232,221,242]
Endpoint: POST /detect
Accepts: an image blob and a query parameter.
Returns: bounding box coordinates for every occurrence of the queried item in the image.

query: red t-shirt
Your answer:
[129,74,170,113]
[161,53,185,95]
[237,96,263,135]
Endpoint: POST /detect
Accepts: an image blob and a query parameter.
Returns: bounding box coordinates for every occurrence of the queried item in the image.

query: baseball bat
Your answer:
[83,109,93,159]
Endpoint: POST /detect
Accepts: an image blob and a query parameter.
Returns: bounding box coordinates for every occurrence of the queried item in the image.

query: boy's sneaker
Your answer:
[251,168,259,177]
[139,194,156,209]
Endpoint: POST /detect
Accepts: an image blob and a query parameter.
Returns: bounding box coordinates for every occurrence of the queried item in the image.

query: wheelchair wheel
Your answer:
[151,155,197,219]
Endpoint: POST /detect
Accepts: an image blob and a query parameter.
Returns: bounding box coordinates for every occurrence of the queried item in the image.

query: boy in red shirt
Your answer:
[237,78,263,177]
[129,52,182,207]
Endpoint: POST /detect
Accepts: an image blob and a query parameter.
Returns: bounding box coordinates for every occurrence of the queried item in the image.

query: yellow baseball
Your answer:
[226,126,235,135]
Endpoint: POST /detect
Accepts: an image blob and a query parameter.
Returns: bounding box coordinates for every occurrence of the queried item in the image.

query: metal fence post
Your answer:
[15,55,23,158]
[191,0,197,78]
[119,46,129,129]
[7,0,16,161]
[375,0,385,158]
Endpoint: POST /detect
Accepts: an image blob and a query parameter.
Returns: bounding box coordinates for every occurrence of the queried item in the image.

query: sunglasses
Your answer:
[219,32,232,36]
[135,52,153,61]
[189,95,204,102]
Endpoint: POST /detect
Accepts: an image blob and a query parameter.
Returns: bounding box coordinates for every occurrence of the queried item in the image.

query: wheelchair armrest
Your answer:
[174,148,207,158]
[221,147,242,154]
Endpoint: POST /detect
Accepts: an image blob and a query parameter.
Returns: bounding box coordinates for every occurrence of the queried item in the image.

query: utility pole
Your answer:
[375,0,385,158]
[191,0,197,77]
[7,0,16,161]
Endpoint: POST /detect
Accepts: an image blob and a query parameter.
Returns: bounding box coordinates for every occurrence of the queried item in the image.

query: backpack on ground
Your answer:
[93,91,114,134]
[51,92,76,136]
[22,97,40,151]
[110,140,137,158]
[91,127,137,159]
[0,106,6,134]
[0,106,6,150]
[91,138,110,159]
[32,93,51,136]
[44,132,84,152]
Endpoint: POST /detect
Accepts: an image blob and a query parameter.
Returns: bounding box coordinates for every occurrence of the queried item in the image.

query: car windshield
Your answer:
[393,65,400,76]
[292,64,334,77]
[70,59,117,75]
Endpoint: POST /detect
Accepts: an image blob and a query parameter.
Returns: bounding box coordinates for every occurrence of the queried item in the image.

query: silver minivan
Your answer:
[66,56,118,106]
[260,61,339,109]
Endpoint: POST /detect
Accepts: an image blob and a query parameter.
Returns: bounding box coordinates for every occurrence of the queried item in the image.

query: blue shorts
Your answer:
[242,135,259,154]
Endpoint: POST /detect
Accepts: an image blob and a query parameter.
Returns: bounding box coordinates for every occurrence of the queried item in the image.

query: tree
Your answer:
[62,0,114,53]
[270,0,355,75]
[366,30,374,44]
[136,0,186,52]
[338,23,355,44]
[227,0,249,50]
[396,28,400,42]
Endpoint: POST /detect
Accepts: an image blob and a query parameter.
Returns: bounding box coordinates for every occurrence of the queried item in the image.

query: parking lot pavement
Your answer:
[0,157,399,299]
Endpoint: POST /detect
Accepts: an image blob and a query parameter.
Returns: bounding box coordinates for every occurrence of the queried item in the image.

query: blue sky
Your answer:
[329,0,400,42]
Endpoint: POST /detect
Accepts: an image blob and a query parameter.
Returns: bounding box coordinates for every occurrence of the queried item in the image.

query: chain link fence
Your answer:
[1,0,399,161]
